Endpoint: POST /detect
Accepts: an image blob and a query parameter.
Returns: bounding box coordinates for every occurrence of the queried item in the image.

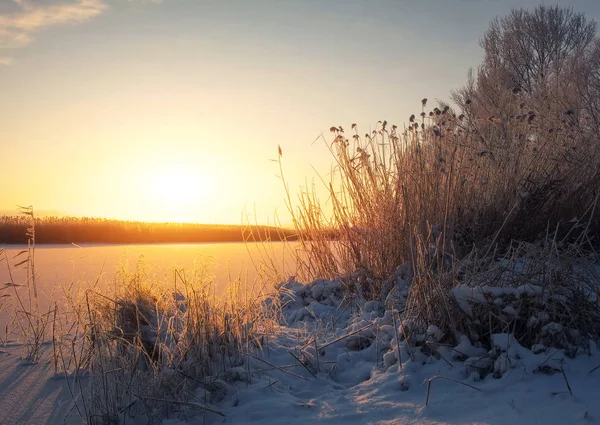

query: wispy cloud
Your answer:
[0,0,108,48]
[0,56,15,66]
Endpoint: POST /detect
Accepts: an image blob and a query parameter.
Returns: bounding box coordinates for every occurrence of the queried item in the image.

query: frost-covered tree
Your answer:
[454,5,599,131]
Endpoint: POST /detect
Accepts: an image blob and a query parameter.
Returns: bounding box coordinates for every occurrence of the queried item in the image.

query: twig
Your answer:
[314,338,321,372]
[299,336,316,351]
[317,323,373,351]
[118,384,225,418]
[588,364,600,375]
[426,380,432,406]
[424,340,453,368]
[391,310,403,369]
[252,364,303,373]
[560,363,573,396]
[424,375,482,406]
[289,351,317,378]
[230,348,309,381]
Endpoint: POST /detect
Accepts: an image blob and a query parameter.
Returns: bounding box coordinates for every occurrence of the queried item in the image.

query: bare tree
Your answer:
[453,5,598,130]
[573,38,600,133]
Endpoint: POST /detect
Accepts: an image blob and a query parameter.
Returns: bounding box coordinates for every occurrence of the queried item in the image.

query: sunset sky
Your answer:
[1,0,599,225]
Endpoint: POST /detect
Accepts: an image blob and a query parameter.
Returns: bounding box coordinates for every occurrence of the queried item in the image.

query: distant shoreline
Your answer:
[0,216,298,245]
[0,241,293,247]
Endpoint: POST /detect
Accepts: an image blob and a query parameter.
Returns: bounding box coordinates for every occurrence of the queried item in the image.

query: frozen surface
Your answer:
[1,274,600,425]
[0,242,300,335]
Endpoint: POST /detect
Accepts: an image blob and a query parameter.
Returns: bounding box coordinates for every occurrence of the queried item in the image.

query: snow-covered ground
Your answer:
[1,276,600,425]
[0,343,84,425]
[215,341,600,425]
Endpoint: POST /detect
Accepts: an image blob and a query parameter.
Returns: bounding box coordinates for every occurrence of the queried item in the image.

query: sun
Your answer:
[152,170,196,203]
[144,167,214,222]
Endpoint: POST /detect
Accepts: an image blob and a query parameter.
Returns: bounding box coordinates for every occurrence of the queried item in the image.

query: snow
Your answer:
[0,345,84,425]
[426,325,443,342]
[543,322,564,334]
[1,275,600,425]
[212,327,600,425]
[451,285,487,316]
[453,335,488,359]
[209,281,600,425]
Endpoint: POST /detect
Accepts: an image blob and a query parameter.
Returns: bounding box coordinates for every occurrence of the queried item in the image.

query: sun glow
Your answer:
[140,166,216,223]
[150,169,207,204]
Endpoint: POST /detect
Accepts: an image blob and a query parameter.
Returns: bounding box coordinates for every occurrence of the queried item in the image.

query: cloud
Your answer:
[0,56,14,65]
[0,0,108,48]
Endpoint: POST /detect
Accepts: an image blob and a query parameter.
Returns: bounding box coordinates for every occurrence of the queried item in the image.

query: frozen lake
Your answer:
[0,241,301,336]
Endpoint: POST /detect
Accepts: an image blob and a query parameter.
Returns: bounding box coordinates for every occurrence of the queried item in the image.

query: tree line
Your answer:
[0,215,298,244]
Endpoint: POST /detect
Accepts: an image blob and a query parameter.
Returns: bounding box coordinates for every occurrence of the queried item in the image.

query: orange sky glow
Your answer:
[2,0,597,225]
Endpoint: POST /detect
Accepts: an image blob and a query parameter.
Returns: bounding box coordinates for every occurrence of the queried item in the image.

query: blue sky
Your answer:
[1,0,599,223]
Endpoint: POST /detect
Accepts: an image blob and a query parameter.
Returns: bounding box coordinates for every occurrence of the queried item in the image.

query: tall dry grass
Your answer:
[0,206,54,362]
[279,96,600,294]
[66,258,282,424]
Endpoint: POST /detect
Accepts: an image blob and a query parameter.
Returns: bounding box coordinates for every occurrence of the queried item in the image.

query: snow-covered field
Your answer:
[1,273,600,425]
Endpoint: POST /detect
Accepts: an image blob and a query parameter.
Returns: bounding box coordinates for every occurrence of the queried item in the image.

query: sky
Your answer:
[1,0,600,225]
